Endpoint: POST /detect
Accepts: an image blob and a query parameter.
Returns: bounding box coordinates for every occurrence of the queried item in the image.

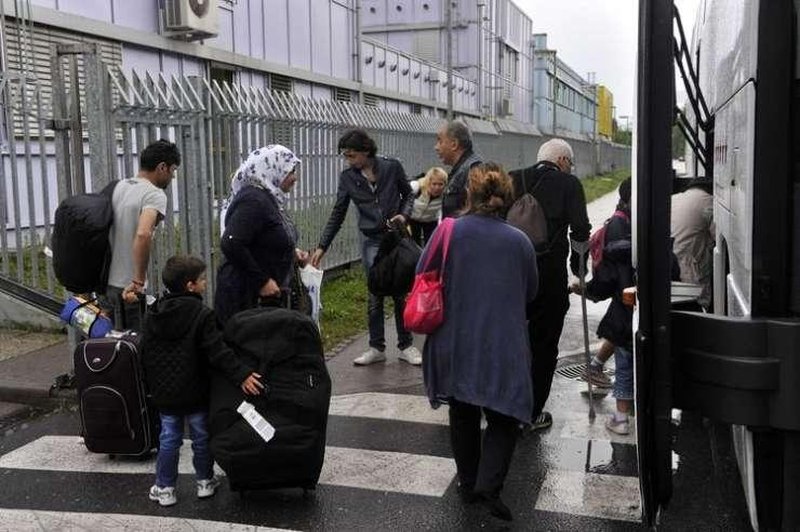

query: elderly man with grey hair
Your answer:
[435,120,483,217]
[509,138,591,431]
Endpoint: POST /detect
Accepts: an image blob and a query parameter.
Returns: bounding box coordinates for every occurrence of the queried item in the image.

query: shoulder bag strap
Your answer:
[419,217,455,274]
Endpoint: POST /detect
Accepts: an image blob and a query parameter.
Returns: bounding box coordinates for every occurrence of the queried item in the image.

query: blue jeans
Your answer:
[362,235,413,352]
[613,346,634,401]
[155,411,213,488]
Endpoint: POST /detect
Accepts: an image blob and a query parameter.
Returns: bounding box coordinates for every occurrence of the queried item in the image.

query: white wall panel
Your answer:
[112,0,158,32]
[288,0,312,69]
[310,0,332,76]
[58,0,112,22]
[413,0,439,22]
[373,46,386,89]
[263,0,289,65]
[331,3,351,79]
[387,0,411,24]
[362,0,385,26]
[208,8,234,52]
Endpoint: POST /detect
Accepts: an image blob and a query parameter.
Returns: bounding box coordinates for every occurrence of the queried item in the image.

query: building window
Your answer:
[499,44,519,83]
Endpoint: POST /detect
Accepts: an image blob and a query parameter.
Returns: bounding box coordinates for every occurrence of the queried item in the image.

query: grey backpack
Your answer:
[507,170,549,250]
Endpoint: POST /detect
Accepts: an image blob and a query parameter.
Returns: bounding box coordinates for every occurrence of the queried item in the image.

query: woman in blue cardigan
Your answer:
[420,162,538,522]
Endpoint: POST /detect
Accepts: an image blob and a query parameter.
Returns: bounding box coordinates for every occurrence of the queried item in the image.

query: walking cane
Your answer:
[576,246,596,420]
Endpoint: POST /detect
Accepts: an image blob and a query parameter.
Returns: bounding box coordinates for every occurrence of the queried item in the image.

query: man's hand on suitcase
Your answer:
[241,372,265,395]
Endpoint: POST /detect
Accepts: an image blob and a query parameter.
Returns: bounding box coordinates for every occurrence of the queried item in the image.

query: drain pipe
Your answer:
[354,0,363,104]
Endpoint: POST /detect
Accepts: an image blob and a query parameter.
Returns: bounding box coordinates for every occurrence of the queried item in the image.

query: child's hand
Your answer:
[240,373,264,395]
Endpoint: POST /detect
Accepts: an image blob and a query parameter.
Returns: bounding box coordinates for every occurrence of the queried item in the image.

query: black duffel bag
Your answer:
[209,306,331,492]
[368,226,422,297]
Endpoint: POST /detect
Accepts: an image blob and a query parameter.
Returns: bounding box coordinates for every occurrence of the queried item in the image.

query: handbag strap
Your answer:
[420,217,456,277]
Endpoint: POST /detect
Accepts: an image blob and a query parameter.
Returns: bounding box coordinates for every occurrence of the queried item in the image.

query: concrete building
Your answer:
[533,33,597,139]
[360,0,536,126]
[1,1,608,137]
[0,0,479,117]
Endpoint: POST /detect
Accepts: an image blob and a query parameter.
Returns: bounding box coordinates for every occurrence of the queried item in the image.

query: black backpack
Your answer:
[52,181,119,294]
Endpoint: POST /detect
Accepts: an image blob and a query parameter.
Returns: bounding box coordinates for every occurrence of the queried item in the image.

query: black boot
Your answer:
[457,482,479,504]
[480,494,513,521]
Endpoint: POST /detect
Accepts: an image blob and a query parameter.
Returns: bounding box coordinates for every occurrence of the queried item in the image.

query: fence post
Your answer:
[83,44,115,189]
[50,44,72,199]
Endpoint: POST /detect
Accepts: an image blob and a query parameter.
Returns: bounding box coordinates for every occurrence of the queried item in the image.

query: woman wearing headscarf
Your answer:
[420,162,538,522]
[214,145,306,324]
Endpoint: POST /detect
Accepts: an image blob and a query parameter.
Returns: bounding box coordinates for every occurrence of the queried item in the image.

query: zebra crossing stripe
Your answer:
[329,392,449,426]
[534,470,641,522]
[0,508,298,531]
[0,436,457,498]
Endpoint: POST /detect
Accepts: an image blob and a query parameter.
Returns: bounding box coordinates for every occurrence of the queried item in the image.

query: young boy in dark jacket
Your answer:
[571,179,634,435]
[142,255,263,507]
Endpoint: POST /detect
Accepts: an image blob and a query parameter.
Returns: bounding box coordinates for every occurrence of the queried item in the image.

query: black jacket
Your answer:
[215,186,294,324]
[584,212,634,350]
[509,161,591,276]
[318,157,413,250]
[441,150,483,218]
[142,293,253,415]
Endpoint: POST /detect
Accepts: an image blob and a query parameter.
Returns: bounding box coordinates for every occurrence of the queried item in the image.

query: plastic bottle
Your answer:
[236,401,275,443]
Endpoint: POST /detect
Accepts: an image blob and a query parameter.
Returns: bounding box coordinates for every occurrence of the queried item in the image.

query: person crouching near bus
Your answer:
[421,163,538,522]
[571,178,634,435]
[408,166,447,246]
[141,255,264,507]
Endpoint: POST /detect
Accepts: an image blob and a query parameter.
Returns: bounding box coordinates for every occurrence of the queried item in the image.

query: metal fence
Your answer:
[0,45,630,306]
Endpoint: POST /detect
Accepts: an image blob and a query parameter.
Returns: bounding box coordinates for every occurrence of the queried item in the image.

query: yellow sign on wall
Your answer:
[597,85,614,139]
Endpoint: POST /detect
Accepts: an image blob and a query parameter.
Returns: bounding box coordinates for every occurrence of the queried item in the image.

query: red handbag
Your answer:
[403,218,455,334]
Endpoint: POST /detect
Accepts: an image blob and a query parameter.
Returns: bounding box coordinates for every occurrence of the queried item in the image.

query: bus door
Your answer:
[636,0,800,528]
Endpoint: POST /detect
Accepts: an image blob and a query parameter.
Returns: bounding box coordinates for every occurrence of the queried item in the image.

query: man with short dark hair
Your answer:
[435,120,483,217]
[509,138,591,431]
[310,129,420,366]
[107,139,180,330]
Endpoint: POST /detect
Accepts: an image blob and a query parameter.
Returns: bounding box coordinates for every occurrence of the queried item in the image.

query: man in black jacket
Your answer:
[509,138,591,431]
[310,129,421,367]
[435,120,483,217]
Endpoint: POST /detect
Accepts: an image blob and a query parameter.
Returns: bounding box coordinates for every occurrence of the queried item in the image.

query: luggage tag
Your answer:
[237,401,276,443]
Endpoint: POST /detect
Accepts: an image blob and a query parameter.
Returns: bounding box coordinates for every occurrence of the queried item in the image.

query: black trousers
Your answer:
[409,220,438,247]
[528,258,570,419]
[448,400,521,497]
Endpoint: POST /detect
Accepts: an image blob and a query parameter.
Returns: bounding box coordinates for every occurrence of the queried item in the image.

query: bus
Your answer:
[635,0,800,529]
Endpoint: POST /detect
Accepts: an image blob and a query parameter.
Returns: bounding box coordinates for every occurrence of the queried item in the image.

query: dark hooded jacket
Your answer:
[142,293,253,415]
[584,211,634,350]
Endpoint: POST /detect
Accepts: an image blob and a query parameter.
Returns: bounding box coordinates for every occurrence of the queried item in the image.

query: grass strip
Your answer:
[581,168,632,203]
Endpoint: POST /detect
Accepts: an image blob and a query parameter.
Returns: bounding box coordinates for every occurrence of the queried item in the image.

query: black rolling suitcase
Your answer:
[74,296,157,456]
[209,306,331,492]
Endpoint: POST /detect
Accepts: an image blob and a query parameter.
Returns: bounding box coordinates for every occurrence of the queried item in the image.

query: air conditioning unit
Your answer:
[164,0,219,40]
[500,98,515,117]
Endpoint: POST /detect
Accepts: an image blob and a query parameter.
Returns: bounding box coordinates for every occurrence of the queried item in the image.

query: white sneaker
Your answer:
[196,476,220,498]
[149,485,177,506]
[398,346,423,366]
[605,415,630,435]
[353,348,386,366]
